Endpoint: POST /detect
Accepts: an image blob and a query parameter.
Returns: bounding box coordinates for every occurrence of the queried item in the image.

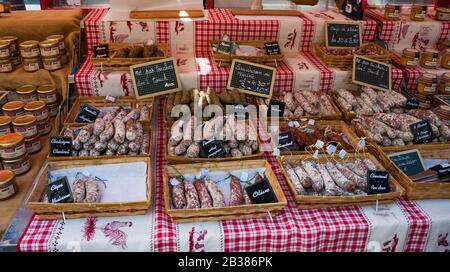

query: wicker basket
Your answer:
[314,43,392,69]
[26,157,152,220]
[91,43,168,71]
[164,159,287,223]
[278,153,405,209]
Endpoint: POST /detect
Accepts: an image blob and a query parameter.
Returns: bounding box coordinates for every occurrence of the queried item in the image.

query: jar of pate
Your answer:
[39,40,60,58]
[47,101,59,117]
[11,51,21,66]
[417,73,438,95]
[438,73,450,95]
[60,49,68,65]
[16,85,38,103]
[2,101,25,118]
[0,36,18,53]
[42,56,62,71]
[410,5,427,21]
[12,115,38,139]
[441,48,450,69]
[0,170,17,200]
[420,49,439,69]
[23,57,42,73]
[436,8,450,21]
[46,35,65,51]
[24,101,48,122]
[37,118,52,135]
[384,4,401,20]
[19,40,40,58]
[401,48,420,68]
[37,84,58,104]
[24,135,41,154]
[0,133,27,160]
[0,58,13,73]
[2,154,31,176]
[0,40,11,59]
[0,116,12,136]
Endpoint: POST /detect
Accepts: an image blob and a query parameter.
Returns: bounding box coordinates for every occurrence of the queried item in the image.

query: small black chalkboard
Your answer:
[264,42,281,55]
[410,120,434,144]
[200,138,226,158]
[367,171,390,195]
[94,44,109,58]
[405,97,420,112]
[49,136,72,157]
[341,0,365,20]
[278,131,297,151]
[245,178,277,204]
[130,57,181,99]
[388,149,426,177]
[325,21,361,48]
[46,177,73,203]
[75,104,100,123]
[268,100,286,117]
[227,59,276,99]
[217,41,233,55]
[353,55,391,92]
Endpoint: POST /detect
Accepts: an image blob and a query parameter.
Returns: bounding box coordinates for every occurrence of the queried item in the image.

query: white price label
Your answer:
[315,140,324,149]
[105,95,116,102]
[288,121,300,128]
[338,149,347,159]
[313,150,319,159]
[273,148,281,157]
[170,178,181,186]
[358,138,366,148]
[241,172,249,181]
[197,168,209,179]
[326,144,337,155]
[308,119,315,126]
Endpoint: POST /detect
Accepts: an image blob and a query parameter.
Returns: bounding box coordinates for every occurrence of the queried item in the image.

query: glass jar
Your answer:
[46,35,65,51]
[42,56,62,71]
[438,39,450,51]
[0,58,13,73]
[16,85,38,103]
[60,49,68,65]
[2,154,31,176]
[384,4,401,21]
[2,101,25,118]
[417,73,438,95]
[410,5,427,21]
[10,52,21,67]
[436,7,450,21]
[0,36,18,53]
[441,48,450,69]
[47,101,59,117]
[0,116,12,136]
[39,40,60,58]
[23,57,42,73]
[37,84,58,104]
[12,115,38,139]
[24,135,41,154]
[24,101,48,122]
[37,118,52,135]
[19,40,40,58]
[438,73,450,95]
[0,133,27,160]
[0,40,11,59]
[420,49,439,69]
[401,48,420,68]
[0,170,17,200]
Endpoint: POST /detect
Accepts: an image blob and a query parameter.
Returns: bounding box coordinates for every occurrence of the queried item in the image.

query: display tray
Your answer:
[164,159,287,223]
[314,43,392,68]
[278,153,405,209]
[26,157,152,220]
[331,89,362,121]
[64,96,153,126]
[210,40,284,66]
[378,144,450,199]
[91,43,168,71]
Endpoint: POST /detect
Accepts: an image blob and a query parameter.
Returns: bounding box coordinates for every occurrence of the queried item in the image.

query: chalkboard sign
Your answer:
[75,104,100,123]
[46,177,73,204]
[200,138,226,158]
[325,21,361,48]
[217,41,233,55]
[264,42,281,55]
[352,55,391,92]
[405,97,420,112]
[367,171,390,195]
[49,137,72,157]
[245,178,277,204]
[410,120,434,144]
[268,100,286,117]
[277,131,297,151]
[94,44,109,58]
[388,149,426,177]
[227,59,276,99]
[341,0,365,20]
[130,57,182,99]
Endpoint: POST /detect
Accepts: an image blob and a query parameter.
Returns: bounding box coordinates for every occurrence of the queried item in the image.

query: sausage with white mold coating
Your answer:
[301,160,324,192]
[184,181,200,209]
[316,163,345,196]
[113,119,126,143]
[335,163,367,191]
[116,141,130,155]
[140,132,150,155]
[229,176,244,206]
[284,163,307,195]
[100,123,115,143]
[193,179,212,208]
[171,178,186,209]
[72,173,86,203]
[325,162,356,192]
[77,124,94,143]
[125,120,138,141]
[205,178,225,207]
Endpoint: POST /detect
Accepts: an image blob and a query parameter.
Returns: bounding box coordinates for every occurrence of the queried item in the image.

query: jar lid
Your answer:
[0,58,11,64]
[0,170,15,185]
[42,56,61,61]
[2,154,29,164]
[412,4,427,10]
[16,85,36,95]
[421,73,437,81]
[39,40,58,48]
[403,48,420,57]
[13,115,37,126]
[386,4,401,9]
[0,116,12,126]
[442,72,450,81]
[437,7,450,13]
[24,101,46,111]
[0,36,18,42]
[0,132,24,148]
[20,40,39,48]
[2,101,25,112]
[37,84,56,94]
[0,40,10,48]
[46,35,64,42]
[423,48,439,55]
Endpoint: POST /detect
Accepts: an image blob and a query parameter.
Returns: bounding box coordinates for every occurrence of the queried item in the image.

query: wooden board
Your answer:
[231,9,304,17]
[130,10,205,19]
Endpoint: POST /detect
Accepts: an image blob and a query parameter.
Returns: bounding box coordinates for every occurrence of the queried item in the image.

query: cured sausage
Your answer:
[84,176,101,203]
[301,160,324,192]
[193,179,212,208]
[171,178,186,209]
[184,181,200,209]
[229,176,244,206]
[316,163,344,196]
[284,163,307,195]
[325,162,356,192]
[72,173,86,203]
[205,178,225,207]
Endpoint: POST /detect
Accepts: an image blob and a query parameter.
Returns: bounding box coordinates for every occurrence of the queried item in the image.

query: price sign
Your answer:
[217,40,233,55]
[264,42,281,55]
[245,178,277,204]
[277,131,297,151]
[267,100,286,117]
[353,55,391,92]
[49,137,72,157]
[200,139,226,158]
[410,120,434,144]
[405,97,420,112]
[325,21,362,48]
[45,177,73,203]
[388,149,426,177]
[75,104,100,123]
[93,44,109,58]
[367,171,390,195]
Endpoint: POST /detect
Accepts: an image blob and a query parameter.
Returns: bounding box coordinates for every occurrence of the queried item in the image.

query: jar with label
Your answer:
[37,84,58,104]
[60,49,68,65]
[10,51,21,66]
[2,101,25,118]
[0,36,18,53]
[0,40,11,59]
[0,170,17,200]
[401,48,420,68]
[24,135,41,154]
[19,40,40,58]
[37,118,51,135]
[441,48,450,69]
[0,116,12,136]
[47,101,59,117]
[436,7,450,21]
[410,5,427,21]
[0,58,13,73]
[42,56,62,71]
[46,35,65,51]
[384,4,401,20]
[417,73,438,95]
[438,73,450,95]
[2,154,31,176]
[23,57,42,73]
[12,115,38,139]
[420,49,439,69]
[16,85,38,103]
[24,101,48,122]
[39,40,60,58]
[0,133,27,160]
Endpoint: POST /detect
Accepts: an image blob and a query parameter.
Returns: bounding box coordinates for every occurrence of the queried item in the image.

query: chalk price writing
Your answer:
[355,59,387,79]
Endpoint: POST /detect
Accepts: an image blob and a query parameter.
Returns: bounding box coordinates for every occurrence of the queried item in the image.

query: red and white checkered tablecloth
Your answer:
[84,8,108,55]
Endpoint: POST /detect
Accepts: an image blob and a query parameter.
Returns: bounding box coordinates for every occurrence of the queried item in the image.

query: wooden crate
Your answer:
[278,153,405,209]
[331,90,360,121]
[26,157,152,220]
[91,43,168,71]
[164,159,287,223]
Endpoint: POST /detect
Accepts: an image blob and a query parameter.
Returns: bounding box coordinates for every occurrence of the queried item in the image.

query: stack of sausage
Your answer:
[283,158,382,196]
[112,40,164,58]
[64,106,150,157]
[334,87,407,116]
[320,44,385,56]
[352,109,450,146]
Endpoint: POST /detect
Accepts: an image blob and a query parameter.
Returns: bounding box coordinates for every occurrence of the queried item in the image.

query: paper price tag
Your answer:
[170,178,181,186]
[315,140,324,149]
[197,168,209,179]
[313,150,319,159]
[308,119,315,126]
[105,95,116,102]
[241,172,249,182]
[358,138,366,149]
[273,148,281,157]
[326,144,337,155]
[288,121,300,128]
[338,149,347,159]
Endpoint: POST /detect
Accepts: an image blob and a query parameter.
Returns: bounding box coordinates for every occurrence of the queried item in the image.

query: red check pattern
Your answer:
[302,52,333,93]
[300,16,314,52]
[74,56,96,96]
[392,54,421,92]
[84,8,108,55]
[17,215,55,252]
[365,9,396,43]
[362,19,377,42]
[397,198,430,252]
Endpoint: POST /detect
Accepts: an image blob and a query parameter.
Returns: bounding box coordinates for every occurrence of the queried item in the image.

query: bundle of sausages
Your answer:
[71,172,101,203]
[283,158,381,196]
[352,110,450,146]
[64,106,150,157]
[334,87,407,116]
[112,40,164,58]
[258,92,336,117]
[321,44,385,56]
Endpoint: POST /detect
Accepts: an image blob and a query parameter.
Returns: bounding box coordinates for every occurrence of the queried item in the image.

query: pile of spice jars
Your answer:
[14,84,59,118]
[0,36,20,73]
[0,132,31,176]
[400,47,450,69]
